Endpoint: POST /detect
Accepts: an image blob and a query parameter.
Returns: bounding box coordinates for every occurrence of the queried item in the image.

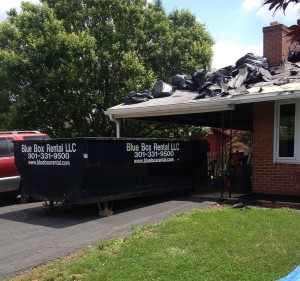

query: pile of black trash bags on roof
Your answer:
[124,53,272,104]
[124,80,174,104]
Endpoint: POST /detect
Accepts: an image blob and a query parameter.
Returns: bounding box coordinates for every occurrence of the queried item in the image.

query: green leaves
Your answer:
[0,0,213,137]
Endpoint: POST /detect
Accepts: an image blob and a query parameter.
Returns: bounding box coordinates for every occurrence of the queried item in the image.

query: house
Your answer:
[105,22,300,196]
[202,127,230,154]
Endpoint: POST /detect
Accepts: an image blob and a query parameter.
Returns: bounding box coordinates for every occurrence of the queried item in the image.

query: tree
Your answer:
[140,5,214,81]
[262,0,300,44]
[166,10,213,76]
[0,3,100,136]
[121,120,210,139]
[0,0,214,137]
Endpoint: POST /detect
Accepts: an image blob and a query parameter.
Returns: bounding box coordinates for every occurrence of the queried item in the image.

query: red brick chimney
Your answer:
[263,21,295,67]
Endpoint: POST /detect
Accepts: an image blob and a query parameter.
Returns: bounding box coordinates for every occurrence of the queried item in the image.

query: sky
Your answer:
[0,0,299,69]
[162,0,299,68]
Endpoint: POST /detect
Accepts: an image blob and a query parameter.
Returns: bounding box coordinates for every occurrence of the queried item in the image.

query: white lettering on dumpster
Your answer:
[34,144,44,152]
[21,143,77,166]
[22,144,32,153]
[126,142,180,164]
[46,144,63,152]
[126,142,139,152]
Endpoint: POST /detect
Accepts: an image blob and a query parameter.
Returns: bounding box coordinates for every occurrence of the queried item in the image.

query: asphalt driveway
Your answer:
[0,195,215,279]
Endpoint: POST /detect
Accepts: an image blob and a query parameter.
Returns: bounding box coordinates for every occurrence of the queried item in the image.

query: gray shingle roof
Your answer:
[105,58,300,120]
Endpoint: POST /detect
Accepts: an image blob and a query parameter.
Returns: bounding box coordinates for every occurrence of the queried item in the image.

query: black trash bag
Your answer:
[171,69,208,91]
[242,64,261,84]
[198,81,213,94]
[288,49,300,63]
[124,89,153,104]
[205,67,231,86]
[192,69,208,90]
[196,87,221,99]
[206,85,222,97]
[152,80,174,98]
[213,72,230,85]
[235,53,269,69]
[231,63,271,85]
[231,63,253,77]
[196,83,222,99]
[215,65,234,76]
[171,74,195,90]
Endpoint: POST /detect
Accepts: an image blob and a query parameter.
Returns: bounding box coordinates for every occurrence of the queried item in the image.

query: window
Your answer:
[0,137,10,158]
[274,101,299,163]
[7,138,14,156]
[23,135,50,140]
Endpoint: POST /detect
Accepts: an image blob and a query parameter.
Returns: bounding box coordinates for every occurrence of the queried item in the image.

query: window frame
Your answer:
[274,100,300,163]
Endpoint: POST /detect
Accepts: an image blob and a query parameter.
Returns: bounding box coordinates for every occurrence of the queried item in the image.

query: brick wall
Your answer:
[263,22,296,67]
[252,102,300,195]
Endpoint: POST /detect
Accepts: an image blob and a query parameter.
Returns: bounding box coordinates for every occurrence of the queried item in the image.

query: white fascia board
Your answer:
[104,100,235,119]
[231,90,300,104]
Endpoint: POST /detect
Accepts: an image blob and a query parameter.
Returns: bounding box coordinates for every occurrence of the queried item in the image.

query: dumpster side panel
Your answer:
[15,138,208,204]
[81,139,207,200]
[14,140,88,202]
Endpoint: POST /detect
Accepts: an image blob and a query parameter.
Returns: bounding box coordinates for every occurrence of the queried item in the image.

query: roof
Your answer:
[105,82,300,119]
[104,58,300,130]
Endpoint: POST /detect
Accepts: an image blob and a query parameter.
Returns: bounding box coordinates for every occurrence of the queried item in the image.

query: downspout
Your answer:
[109,115,121,138]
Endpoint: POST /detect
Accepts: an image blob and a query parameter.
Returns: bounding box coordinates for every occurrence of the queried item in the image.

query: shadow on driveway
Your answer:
[0,193,207,229]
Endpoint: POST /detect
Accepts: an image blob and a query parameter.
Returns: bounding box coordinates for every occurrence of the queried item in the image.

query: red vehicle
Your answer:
[0,131,50,200]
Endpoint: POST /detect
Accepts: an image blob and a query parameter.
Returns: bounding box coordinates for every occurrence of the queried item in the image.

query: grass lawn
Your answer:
[6,206,300,281]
